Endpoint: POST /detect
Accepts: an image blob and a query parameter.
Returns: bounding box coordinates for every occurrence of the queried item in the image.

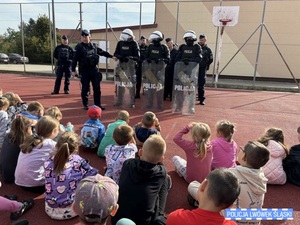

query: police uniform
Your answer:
[52,35,74,94]
[198,39,213,105]
[136,36,148,98]
[72,30,113,110]
[113,36,140,107]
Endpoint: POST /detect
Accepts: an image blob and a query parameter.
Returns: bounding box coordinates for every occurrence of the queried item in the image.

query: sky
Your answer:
[0,0,155,35]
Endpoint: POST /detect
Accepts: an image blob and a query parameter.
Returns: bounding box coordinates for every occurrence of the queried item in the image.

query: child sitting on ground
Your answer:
[172,122,212,183]
[19,101,44,122]
[283,126,300,186]
[98,110,130,157]
[258,127,288,185]
[0,96,10,152]
[166,168,240,225]
[44,131,98,220]
[189,141,269,225]
[133,111,161,150]
[211,119,238,170]
[45,106,74,141]
[2,92,27,131]
[105,124,137,183]
[80,105,105,151]
[15,115,59,193]
[0,116,32,183]
[111,134,170,225]
[72,174,119,225]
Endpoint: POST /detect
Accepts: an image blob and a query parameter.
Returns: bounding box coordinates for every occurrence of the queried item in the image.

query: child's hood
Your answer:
[267,140,286,158]
[234,165,267,195]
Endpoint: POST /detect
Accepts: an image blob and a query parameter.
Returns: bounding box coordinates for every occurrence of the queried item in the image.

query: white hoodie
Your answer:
[229,165,268,225]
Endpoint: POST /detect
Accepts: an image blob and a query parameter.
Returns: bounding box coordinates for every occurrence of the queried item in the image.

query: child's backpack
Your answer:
[80,124,100,149]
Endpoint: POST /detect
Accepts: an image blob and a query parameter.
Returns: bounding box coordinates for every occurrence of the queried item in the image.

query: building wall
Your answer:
[93,0,300,80]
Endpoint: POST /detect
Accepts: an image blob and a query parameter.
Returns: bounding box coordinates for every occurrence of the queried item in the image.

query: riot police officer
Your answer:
[51,35,74,94]
[198,34,213,105]
[135,35,148,98]
[114,28,140,108]
[71,29,115,110]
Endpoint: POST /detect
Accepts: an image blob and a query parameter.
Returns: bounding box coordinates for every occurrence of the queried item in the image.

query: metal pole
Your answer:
[20,4,26,72]
[48,3,54,74]
[139,2,142,40]
[52,0,57,47]
[175,1,179,43]
[79,2,82,30]
[105,2,108,79]
[253,0,266,84]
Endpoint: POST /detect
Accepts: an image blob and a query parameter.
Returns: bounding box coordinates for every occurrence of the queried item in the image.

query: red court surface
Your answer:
[0,74,299,225]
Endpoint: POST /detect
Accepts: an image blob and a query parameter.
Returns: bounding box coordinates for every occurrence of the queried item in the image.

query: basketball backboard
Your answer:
[212,6,240,27]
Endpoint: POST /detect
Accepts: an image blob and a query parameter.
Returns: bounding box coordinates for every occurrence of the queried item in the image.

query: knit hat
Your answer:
[73,174,119,223]
[87,105,102,119]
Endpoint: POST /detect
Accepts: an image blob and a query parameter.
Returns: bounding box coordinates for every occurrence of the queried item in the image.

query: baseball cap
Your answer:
[81,29,90,36]
[62,35,68,40]
[73,174,119,223]
[87,105,102,119]
[165,37,172,43]
[199,34,206,39]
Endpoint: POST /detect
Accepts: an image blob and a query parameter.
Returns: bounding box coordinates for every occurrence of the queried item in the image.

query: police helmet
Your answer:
[148,31,164,42]
[183,30,197,41]
[120,28,135,41]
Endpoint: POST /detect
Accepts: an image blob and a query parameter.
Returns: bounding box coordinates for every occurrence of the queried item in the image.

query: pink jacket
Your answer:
[173,126,212,183]
[211,137,238,170]
[262,140,287,185]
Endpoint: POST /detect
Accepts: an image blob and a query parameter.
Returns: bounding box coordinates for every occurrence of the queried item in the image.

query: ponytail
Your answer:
[191,122,211,159]
[53,143,70,175]
[20,134,44,153]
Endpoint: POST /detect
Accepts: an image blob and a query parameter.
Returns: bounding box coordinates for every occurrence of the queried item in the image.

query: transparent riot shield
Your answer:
[141,60,166,111]
[114,59,136,108]
[172,61,199,115]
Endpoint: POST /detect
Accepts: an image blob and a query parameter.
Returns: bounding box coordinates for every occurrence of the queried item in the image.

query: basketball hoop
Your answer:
[219,19,232,26]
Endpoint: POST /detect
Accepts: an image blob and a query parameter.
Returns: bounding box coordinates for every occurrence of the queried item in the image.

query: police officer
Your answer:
[198,34,213,105]
[145,30,170,110]
[135,35,148,99]
[114,28,140,108]
[164,37,178,101]
[51,35,74,94]
[71,30,115,110]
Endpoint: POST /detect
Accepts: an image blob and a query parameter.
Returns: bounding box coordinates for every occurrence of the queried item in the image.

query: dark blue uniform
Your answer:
[136,43,148,98]
[72,42,113,110]
[52,44,74,94]
[164,47,178,101]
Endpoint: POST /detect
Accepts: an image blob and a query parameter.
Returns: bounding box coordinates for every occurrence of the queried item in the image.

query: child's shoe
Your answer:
[10,199,34,220]
[12,219,29,225]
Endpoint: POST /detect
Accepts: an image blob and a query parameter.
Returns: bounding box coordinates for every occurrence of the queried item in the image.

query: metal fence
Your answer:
[0,0,299,85]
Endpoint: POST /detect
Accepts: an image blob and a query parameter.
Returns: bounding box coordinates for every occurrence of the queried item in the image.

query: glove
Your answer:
[123,57,129,63]
[146,58,152,63]
[155,58,160,64]
[183,58,189,65]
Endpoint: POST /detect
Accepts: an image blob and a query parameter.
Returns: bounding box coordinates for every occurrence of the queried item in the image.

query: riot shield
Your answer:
[114,59,136,108]
[172,61,199,115]
[141,60,166,111]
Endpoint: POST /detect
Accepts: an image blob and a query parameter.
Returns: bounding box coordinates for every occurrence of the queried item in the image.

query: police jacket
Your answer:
[114,40,140,62]
[139,43,148,62]
[145,43,170,63]
[199,43,213,70]
[72,42,113,72]
[176,43,201,63]
[53,44,74,66]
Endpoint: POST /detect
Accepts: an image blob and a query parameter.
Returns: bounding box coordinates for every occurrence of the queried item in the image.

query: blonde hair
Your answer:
[142,134,166,164]
[53,132,79,175]
[0,97,9,111]
[190,122,211,158]
[2,92,17,106]
[117,110,130,122]
[142,111,156,128]
[20,116,59,153]
[46,106,63,121]
[216,120,235,142]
